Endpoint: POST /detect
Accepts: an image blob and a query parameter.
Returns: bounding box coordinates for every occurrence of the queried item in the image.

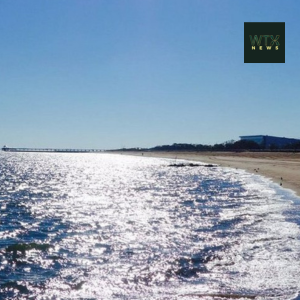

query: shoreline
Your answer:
[110,151,300,198]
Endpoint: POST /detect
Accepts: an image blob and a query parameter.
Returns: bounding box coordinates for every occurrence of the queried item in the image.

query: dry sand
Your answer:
[111,151,300,198]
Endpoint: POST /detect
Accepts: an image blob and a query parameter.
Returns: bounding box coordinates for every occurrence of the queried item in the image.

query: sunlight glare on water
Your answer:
[1,152,300,299]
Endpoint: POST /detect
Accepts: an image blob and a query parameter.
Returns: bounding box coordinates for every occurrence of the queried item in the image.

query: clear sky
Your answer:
[1,0,299,149]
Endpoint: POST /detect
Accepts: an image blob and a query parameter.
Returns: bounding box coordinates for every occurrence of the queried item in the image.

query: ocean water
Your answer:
[1,152,300,300]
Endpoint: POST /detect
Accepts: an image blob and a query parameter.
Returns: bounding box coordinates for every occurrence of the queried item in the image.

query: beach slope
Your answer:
[111,151,300,197]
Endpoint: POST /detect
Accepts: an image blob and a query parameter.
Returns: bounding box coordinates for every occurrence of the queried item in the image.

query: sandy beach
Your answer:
[112,151,300,198]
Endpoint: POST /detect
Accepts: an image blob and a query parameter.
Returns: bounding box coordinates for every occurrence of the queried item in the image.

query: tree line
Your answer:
[113,140,300,152]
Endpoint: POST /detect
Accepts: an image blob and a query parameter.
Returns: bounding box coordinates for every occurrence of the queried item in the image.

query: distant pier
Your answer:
[1,146,104,153]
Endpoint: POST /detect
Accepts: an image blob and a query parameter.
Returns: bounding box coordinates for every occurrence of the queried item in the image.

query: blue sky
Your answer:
[1,0,299,149]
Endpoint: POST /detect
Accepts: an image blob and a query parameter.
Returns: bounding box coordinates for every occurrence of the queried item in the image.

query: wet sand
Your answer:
[111,151,300,198]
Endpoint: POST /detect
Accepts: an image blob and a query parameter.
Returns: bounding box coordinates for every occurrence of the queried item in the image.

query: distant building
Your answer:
[240,135,300,149]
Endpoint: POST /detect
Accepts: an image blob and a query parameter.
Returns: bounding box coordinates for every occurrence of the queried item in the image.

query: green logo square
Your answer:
[244,22,285,63]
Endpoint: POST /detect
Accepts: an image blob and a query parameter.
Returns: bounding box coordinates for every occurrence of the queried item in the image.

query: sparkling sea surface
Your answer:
[1,152,300,300]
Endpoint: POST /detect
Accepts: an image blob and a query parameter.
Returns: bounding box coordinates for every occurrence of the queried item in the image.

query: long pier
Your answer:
[1,146,104,153]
